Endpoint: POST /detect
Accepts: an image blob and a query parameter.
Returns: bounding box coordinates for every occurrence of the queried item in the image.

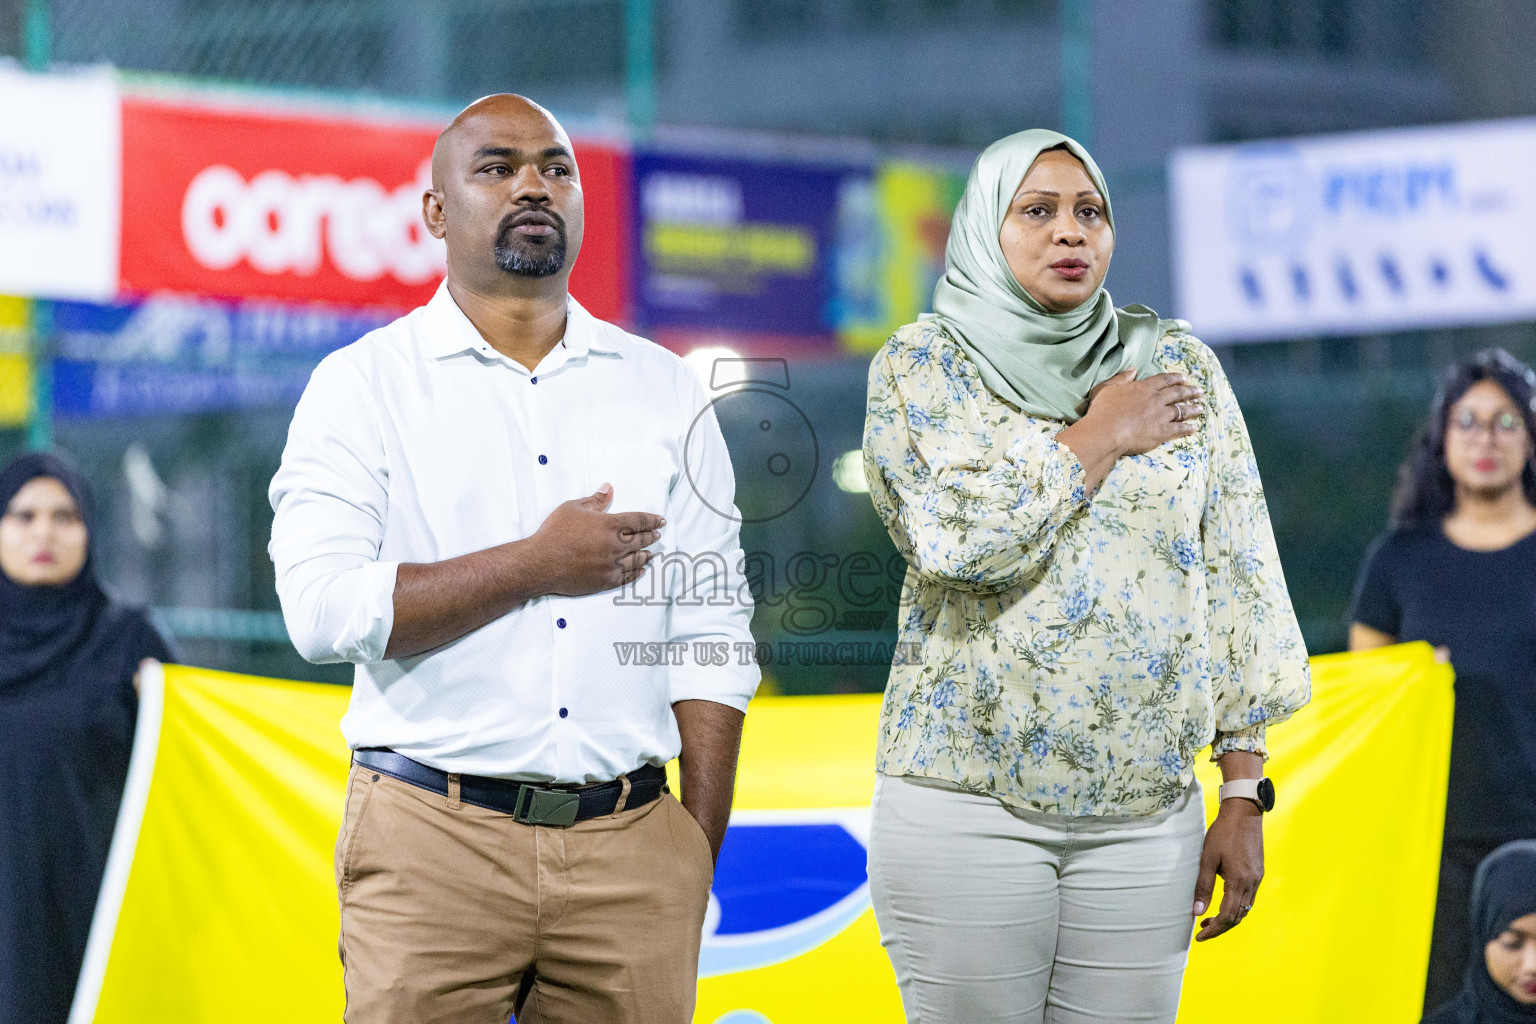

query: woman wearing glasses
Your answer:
[1349,349,1536,1015]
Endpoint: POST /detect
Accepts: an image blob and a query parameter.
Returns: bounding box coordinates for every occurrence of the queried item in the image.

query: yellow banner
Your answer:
[0,295,31,427]
[72,644,1452,1023]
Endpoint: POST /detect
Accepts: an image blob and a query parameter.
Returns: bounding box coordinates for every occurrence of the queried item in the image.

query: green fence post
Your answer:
[24,0,50,71]
[23,0,53,452]
[625,0,656,140]
[1060,0,1093,148]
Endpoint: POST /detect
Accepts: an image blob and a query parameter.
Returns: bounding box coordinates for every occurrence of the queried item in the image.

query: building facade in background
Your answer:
[3,0,1536,675]
[19,0,1532,313]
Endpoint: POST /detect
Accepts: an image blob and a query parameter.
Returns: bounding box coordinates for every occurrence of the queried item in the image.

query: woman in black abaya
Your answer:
[1423,841,1536,1023]
[0,453,173,1024]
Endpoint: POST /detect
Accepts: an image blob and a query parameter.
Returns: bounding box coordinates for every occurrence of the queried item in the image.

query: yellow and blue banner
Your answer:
[837,161,967,354]
[73,644,1452,1023]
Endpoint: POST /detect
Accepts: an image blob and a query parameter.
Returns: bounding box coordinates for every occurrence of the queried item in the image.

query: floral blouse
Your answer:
[862,322,1311,818]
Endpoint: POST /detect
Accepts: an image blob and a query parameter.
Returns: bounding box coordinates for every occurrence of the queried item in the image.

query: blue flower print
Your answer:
[1061,588,1092,624]
[862,322,1310,817]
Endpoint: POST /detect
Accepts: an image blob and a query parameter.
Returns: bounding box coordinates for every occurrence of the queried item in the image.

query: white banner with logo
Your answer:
[0,70,120,301]
[1169,119,1536,341]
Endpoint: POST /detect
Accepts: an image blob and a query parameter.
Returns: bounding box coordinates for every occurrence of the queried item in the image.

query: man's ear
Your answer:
[423,189,447,240]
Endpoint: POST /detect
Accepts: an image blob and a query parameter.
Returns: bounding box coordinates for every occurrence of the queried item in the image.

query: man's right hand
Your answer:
[1082,369,1205,456]
[385,484,665,659]
[527,484,666,597]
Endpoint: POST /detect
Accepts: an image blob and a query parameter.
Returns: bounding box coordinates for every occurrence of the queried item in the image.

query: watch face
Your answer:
[1257,777,1276,812]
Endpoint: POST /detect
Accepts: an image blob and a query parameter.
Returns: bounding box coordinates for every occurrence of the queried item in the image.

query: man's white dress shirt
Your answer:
[269,283,759,782]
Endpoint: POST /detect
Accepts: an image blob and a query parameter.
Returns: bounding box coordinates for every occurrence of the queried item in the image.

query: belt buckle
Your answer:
[513,785,581,827]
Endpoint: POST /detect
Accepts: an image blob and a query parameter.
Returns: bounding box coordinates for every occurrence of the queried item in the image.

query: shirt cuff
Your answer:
[668,661,761,713]
[350,560,400,663]
[1210,721,1268,761]
[295,558,396,665]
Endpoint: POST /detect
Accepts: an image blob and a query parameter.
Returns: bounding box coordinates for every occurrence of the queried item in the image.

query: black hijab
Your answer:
[1431,842,1536,1024]
[0,452,110,688]
[0,453,172,1024]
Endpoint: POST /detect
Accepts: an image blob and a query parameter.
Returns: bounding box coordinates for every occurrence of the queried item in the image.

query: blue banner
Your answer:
[632,152,868,338]
[50,297,393,417]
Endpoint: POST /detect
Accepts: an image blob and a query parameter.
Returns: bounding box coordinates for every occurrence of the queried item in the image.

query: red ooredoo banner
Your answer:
[119,96,628,321]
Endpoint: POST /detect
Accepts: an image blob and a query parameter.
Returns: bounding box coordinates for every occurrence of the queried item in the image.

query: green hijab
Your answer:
[924,128,1185,423]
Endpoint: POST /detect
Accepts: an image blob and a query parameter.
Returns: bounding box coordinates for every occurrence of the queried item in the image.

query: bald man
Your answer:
[268,95,759,1023]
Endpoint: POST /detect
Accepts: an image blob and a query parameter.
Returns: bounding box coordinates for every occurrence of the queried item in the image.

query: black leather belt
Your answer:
[352,748,668,827]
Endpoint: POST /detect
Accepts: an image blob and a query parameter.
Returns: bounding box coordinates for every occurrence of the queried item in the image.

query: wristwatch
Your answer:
[1218,777,1275,813]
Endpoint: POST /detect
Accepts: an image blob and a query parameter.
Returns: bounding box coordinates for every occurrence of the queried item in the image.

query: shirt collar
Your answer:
[421,280,623,362]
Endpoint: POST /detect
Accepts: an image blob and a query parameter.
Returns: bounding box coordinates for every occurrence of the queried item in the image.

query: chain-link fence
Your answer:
[37,0,626,108]
[1209,0,1432,64]
[8,321,1526,689]
[4,0,1534,688]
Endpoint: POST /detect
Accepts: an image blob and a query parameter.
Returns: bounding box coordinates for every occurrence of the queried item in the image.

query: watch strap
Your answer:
[1219,778,1265,809]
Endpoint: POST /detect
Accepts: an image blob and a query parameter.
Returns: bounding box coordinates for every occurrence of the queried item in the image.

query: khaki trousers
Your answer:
[335,764,714,1024]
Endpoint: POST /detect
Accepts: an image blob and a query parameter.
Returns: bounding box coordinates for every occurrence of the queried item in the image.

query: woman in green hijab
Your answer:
[862,130,1311,1022]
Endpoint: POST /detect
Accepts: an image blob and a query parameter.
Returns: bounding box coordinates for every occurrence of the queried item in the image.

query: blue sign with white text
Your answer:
[1171,120,1536,341]
[50,297,393,417]
[632,151,868,339]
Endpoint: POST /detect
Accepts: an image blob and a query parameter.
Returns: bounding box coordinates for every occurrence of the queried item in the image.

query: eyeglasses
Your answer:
[1448,410,1526,439]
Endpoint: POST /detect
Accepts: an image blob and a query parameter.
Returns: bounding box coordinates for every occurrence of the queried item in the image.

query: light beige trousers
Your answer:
[868,774,1206,1024]
[334,765,715,1024]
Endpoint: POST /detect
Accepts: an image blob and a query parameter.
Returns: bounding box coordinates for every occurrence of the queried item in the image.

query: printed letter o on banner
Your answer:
[181,166,249,272]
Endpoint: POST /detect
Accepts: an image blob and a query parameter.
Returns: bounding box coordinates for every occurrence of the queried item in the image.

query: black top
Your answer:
[1421,841,1536,1024]
[0,453,174,1024]
[1349,526,1536,843]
